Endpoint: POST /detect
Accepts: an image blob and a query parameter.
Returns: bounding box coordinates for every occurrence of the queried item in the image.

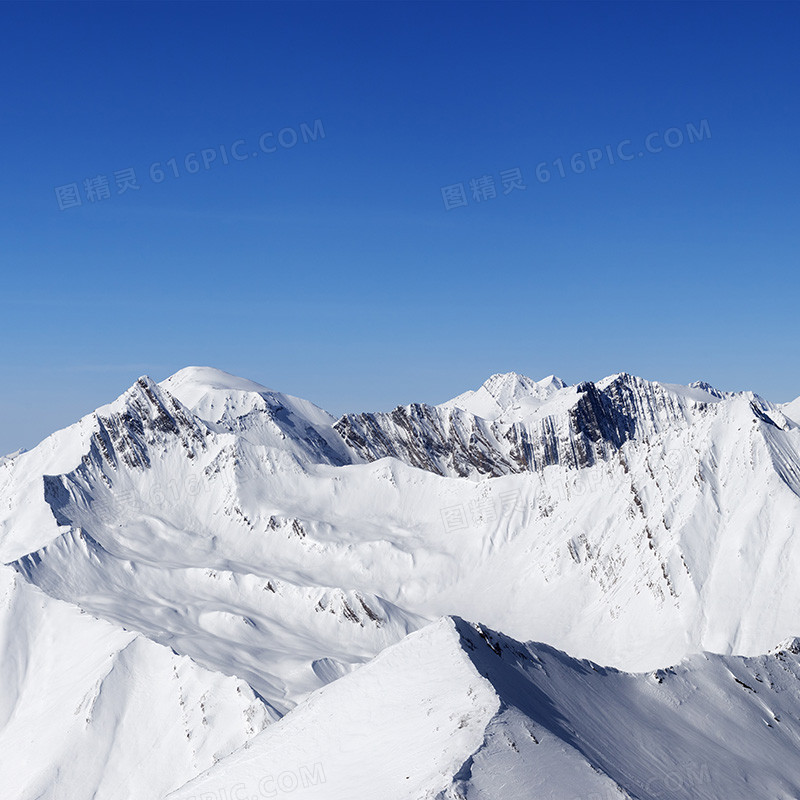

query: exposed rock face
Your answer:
[87,377,207,472]
[335,403,513,477]
[334,374,717,478]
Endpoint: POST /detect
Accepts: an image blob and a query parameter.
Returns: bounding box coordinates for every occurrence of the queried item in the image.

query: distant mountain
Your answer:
[2,366,800,797]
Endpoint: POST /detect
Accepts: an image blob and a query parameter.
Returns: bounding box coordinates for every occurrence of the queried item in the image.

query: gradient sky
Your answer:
[1,1,798,454]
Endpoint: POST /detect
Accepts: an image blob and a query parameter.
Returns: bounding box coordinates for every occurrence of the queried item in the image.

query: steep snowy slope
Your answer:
[168,617,800,800]
[0,563,268,800]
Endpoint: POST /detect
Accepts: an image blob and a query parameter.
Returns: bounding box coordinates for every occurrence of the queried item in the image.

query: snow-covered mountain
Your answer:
[169,617,800,800]
[2,366,800,797]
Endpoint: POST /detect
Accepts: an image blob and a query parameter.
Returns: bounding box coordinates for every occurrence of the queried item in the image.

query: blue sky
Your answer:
[1,1,798,454]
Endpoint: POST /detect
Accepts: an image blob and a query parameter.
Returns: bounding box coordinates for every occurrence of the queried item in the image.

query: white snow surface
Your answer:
[442,372,567,421]
[169,616,800,800]
[782,395,800,426]
[0,563,268,800]
[2,366,800,797]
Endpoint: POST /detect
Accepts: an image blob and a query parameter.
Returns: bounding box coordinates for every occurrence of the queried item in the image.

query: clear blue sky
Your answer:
[1,1,798,454]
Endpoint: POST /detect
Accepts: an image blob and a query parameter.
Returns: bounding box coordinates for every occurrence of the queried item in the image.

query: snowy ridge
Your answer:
[168,616,800,800]
[10,517,427,716]
[0,564,268,800]
[335,373,730,478]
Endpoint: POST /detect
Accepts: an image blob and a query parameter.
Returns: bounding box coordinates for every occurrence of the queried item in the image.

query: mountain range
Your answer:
[2,366,800,798]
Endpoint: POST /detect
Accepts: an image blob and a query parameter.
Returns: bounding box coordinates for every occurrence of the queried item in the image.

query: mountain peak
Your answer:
[771,636,800,655]
[481,371,540,397]
[162,366,272,396]
[537,374,567,389]
[442,371,568,421]
[688,380,726,399]
[481,371,566,395]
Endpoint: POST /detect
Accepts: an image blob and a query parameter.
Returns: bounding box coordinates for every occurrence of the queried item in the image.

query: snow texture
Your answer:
[2,366,800,797]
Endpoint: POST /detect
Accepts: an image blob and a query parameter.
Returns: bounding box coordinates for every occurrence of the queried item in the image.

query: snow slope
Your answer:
[782,395,800,427]
[168,616,800,800]
[0,564,268,800]
[3,366,800,797]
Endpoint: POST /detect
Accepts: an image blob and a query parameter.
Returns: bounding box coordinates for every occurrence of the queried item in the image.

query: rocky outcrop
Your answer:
[85,377,207,472]
[335,374,716,478]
